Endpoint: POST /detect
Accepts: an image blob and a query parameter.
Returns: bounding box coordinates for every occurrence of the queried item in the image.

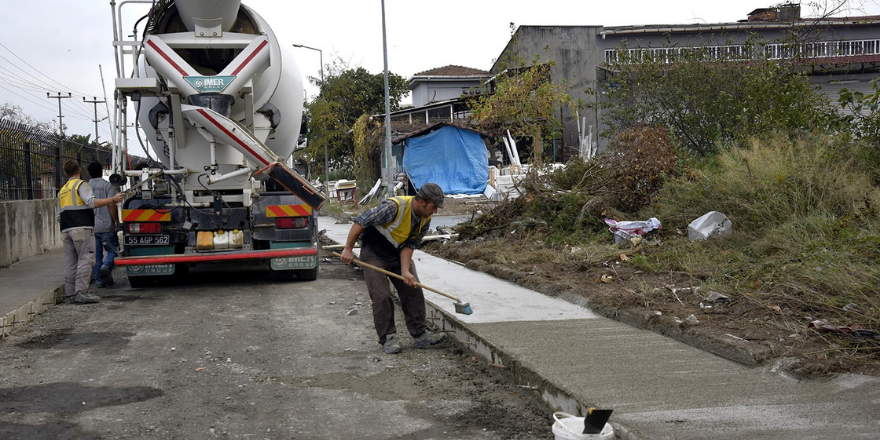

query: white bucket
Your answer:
[552,412,614,440]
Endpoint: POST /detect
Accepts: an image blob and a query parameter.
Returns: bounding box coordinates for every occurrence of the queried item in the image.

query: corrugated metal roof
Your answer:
[391,122,488,144]
[602,16,880,36]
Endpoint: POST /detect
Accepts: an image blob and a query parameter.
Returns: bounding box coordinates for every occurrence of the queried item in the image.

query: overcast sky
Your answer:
[1,0,878,157]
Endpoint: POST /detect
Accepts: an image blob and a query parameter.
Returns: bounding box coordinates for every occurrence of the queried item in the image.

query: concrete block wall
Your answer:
[0,199,61,268]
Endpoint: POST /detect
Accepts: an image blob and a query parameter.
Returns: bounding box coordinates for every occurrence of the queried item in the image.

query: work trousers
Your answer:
[360,245,427,344]
[93,231,119,283]
[63,227,96,297]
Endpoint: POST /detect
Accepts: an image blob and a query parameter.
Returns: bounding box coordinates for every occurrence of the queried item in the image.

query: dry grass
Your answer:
[434,133,880,375]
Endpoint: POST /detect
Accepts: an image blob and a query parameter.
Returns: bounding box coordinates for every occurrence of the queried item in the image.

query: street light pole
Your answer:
[292,44,328,192]
[381,0,393,193]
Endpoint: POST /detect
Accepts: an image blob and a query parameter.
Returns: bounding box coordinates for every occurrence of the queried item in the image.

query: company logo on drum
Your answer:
[185,76,234,92]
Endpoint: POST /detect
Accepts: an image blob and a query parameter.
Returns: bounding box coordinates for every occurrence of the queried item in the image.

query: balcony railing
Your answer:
[605,39,880,64]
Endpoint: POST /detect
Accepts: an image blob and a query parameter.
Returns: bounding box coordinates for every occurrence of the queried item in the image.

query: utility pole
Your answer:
[83,96,106,144]
[46,92,72,136]
[47,92,72,189]
[381,0,393,193]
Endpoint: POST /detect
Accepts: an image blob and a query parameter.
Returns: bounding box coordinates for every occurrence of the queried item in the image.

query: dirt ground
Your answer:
[0,256,558,439]
[430,197,880,378]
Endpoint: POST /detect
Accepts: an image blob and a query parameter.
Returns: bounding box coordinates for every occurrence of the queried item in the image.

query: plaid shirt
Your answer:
[354,198,431,249]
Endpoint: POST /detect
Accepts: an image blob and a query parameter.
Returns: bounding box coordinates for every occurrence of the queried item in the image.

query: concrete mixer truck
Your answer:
[108,0,326,286]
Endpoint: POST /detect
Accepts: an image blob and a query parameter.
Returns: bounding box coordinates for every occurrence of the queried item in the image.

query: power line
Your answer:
[0,42,98,97]
[0,45,112,141]
[0,44,108,120]
[0,85,101,122]
[0,84,57,113]
[0,66,97,120]
[0,72,49,93]
[0,84,109,132]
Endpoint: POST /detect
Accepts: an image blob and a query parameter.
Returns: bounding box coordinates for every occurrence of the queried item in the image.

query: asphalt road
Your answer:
[0,255,554,439]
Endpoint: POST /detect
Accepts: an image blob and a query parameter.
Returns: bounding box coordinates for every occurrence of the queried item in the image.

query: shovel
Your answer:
[332,252,473,315]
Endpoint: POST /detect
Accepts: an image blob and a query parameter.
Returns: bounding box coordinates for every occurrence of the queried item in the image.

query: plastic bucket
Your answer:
[552,412,614,440]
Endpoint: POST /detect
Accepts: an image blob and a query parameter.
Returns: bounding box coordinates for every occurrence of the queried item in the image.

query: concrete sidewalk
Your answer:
[3,219,879,439]
[0,251,65,339]
[319,216,880,440]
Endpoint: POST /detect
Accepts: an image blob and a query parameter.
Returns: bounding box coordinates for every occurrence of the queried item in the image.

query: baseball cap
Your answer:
[416,183,444,208]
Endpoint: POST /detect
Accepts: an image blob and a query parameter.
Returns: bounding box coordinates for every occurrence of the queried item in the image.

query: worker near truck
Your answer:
[58,160,124,304]
[339,183,447,354]
[87,161,120,288]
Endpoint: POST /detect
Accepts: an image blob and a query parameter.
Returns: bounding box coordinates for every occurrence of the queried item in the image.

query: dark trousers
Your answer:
[359,245,427,344]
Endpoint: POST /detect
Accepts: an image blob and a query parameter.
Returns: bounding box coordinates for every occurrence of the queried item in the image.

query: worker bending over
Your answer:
[339,183,447,354]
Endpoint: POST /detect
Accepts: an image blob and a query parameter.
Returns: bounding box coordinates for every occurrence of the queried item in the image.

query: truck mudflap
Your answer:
[115,247,317,266]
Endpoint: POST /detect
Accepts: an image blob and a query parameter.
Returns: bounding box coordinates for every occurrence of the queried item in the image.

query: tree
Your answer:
[1,102,52,132]
[598,39,837,156]
[838,79,880,144]
[303,60,409,178]
[470,62,575,166]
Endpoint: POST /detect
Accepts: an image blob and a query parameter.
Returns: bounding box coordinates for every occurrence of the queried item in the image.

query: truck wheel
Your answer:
[171,264,189,284]
[295,265,319,281]
[128,276,154,288]
[268,270,295,281]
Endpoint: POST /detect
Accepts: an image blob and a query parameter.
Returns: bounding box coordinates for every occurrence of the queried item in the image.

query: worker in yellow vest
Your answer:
[57,160,124,304]
[340,183,447,354]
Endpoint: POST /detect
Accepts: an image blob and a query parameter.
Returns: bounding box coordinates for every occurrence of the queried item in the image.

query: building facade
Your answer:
[493,5,880,158]
[409,65,489,107]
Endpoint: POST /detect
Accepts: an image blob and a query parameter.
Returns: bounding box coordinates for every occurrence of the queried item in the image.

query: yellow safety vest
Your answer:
[58,178,95,231]
[59,179,86,209]
[375,196,431,248]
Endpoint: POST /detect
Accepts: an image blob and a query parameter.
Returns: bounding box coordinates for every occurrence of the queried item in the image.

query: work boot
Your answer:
[99,266,114,287]
[73,291,101,304]
[413,330,446,349]
[382,333,401,354]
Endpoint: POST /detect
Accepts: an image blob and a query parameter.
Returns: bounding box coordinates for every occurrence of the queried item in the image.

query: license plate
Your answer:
[125,235,170,245]
[126,264,176,275]
[271,255,316,270]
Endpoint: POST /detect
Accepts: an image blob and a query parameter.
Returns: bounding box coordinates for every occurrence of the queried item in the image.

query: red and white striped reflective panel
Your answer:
[122,209,171,222]
[266,204,312,218]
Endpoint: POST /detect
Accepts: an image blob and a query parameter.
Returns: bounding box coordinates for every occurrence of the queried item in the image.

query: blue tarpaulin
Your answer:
[402,125,488,195]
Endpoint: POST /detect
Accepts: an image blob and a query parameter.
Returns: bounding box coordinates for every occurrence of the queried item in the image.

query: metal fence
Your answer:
[0,119,113,201]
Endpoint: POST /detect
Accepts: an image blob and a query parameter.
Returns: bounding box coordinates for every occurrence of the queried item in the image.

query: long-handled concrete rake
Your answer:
[332,252,473,315]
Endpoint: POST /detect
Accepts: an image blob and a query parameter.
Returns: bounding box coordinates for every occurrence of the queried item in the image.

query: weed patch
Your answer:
[430,133,880,376]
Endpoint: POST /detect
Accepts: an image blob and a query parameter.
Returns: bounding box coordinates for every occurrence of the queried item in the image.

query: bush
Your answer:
[595,126,678,212]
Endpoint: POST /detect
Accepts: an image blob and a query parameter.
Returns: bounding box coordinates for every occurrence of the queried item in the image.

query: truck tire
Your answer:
[268,269,295,281]
[295,265,319,281]
[128,276,155,288]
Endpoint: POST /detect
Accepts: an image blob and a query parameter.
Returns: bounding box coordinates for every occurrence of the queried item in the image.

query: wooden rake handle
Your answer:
[331,252,463,303]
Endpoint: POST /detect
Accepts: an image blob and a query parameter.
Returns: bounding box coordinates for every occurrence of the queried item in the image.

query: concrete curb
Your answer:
[1,284,63,340]
[423,300,646,440]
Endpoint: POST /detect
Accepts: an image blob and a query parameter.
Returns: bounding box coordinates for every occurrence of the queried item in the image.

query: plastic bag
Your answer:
[688,211,732,241]
[605,218,662,243]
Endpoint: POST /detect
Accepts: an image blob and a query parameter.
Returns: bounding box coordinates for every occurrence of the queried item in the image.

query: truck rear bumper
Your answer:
[115,248,317,266]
